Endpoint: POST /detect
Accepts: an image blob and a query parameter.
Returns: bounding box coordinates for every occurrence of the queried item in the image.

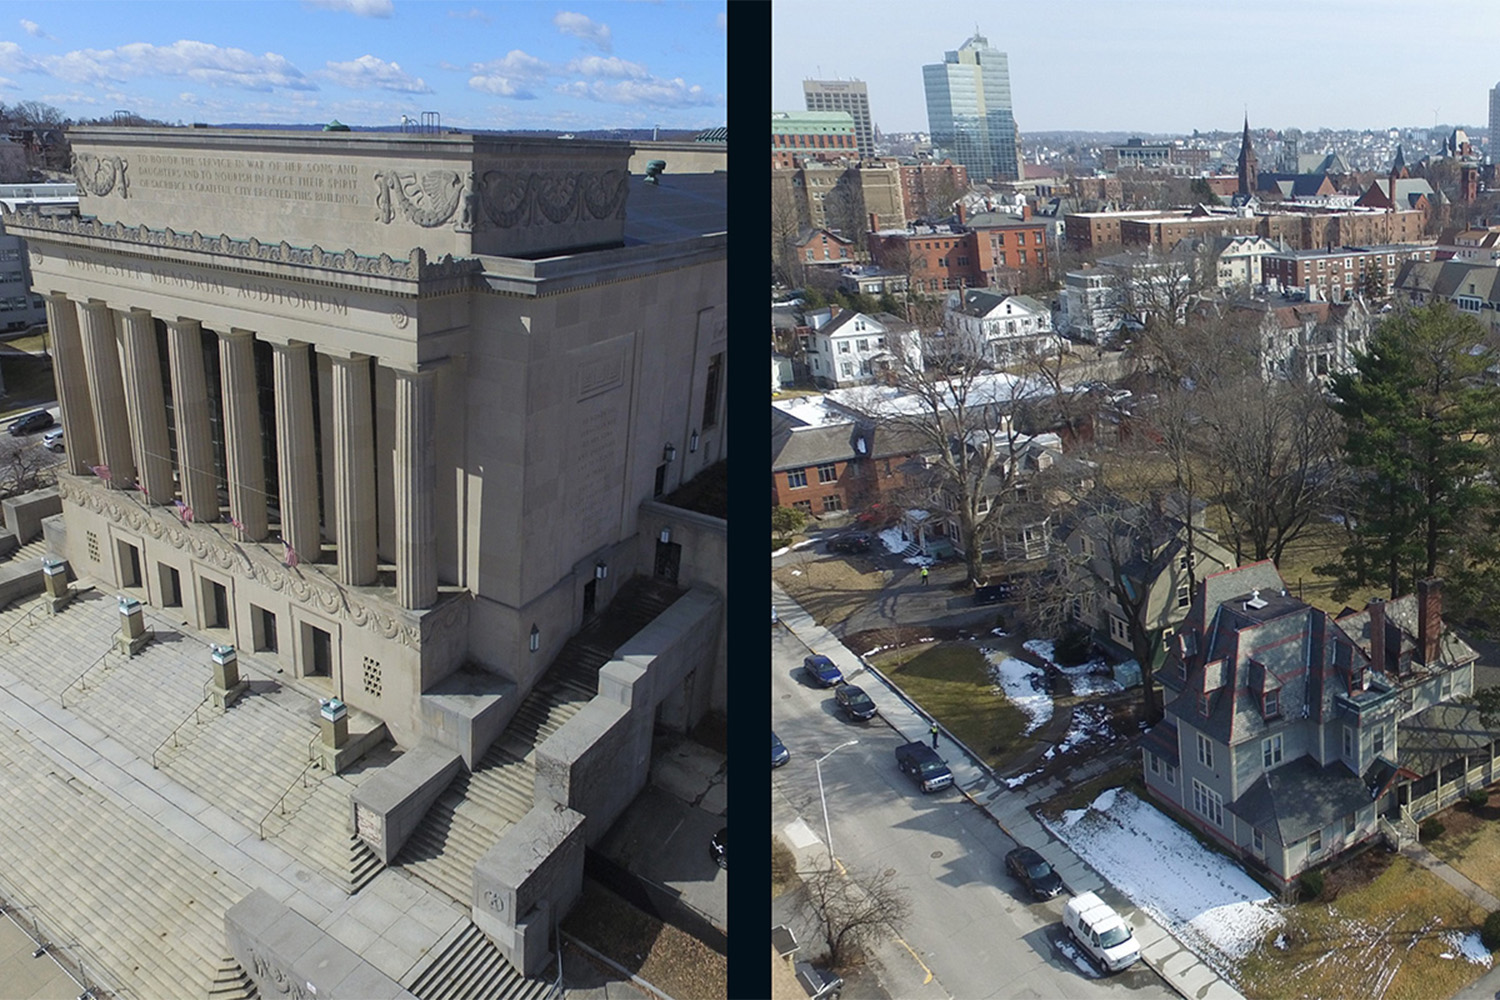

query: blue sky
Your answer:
[774,0,1500,135]
[0,0,727,130]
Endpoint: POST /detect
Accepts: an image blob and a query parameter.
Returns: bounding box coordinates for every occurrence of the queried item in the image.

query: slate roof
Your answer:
[1231,755,1382,845]
[771,418,858,472]
[1394,260,1500,303]
[1256,173,1337,199]
[951,290,1047,319]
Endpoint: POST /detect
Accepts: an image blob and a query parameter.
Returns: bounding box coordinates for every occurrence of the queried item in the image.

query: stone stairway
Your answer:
[407,922,557,1000]
[209,956,260,1000]
[396,578,683,905]
[0,720,247,1000]
[153,682,321,831]
[262,746,401,894]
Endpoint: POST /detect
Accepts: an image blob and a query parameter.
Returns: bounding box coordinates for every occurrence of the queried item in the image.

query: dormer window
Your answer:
[1350,666,1364,693]
[1199,690,1212,716]
[1264,688,1280,718]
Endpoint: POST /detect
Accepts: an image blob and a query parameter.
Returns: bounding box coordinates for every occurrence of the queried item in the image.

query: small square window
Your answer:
[1308,829,1322,855]
[787,468,808,489]
[817,463,838,483]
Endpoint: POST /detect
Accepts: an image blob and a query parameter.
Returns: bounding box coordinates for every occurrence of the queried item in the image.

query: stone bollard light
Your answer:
[320,697,349,750]
[115,594,152,656]
[209,642,248,710]
[42,557,73,613]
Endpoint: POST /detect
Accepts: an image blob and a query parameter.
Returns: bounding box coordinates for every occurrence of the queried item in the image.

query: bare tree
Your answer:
[823,173,869,253]
[802,865,911,969]
[771,171,809,288]
[0,438,57,498]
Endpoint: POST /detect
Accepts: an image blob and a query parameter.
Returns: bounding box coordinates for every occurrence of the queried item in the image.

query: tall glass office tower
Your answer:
[923,33,1023,183]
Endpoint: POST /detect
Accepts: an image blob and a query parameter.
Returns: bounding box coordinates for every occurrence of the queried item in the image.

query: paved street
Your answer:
[772,622,1174,1000]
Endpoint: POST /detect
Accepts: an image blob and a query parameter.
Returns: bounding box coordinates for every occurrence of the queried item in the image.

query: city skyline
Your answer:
[0,0,726,131]
[772,0,1500,137]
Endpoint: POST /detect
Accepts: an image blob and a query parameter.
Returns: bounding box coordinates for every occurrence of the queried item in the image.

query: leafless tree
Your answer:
[0,438,57,498]
[823,174,868,253]
[771,172,808,288]
[802,865,911,969]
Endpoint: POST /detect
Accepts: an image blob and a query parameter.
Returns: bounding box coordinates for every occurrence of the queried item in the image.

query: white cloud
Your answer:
[467,49,548,99]
[447,7,490,22]
[323,54,432,93]
[19,19,50,40]
[554,11,612,52]
[717,11,726,31]
[559,76,716,109]
[565,55,647,79]
[42,41,316,92]
[305,0,394,17]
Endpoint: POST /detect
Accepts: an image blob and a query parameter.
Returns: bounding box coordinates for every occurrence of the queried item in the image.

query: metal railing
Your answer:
[59,645,117,709]
[149,679,215,769]
[0,881,123,1000]
[257,756,321,841]
[1,602,49,645]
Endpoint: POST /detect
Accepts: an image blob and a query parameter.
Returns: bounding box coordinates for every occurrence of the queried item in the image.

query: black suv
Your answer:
[834,683,878,721]
[826,531,872,554]
[894,741,953,793]
[1005,846,1064,899]
[8,409,53,437]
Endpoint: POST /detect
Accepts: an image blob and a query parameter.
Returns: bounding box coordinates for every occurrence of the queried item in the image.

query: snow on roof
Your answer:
[826,371,1050,419]
[771,393,851,427]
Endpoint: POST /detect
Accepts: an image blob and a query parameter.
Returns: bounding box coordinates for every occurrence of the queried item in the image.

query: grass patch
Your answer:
[1040,762,1142,815]
[878,642,1028,771]
[562,880,726,1000]
[1425,797,1500,900]
[773,552,889,628]
[772,836,798,899]
[1236,854,1487,1000]
[0,353,56,413]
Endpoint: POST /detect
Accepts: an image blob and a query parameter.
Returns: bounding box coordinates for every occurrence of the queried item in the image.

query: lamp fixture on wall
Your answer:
[663,442,676,463]
[690,429,699,453]
[659,527,672,544]
[595,562,608,580]
[529,624,540,653]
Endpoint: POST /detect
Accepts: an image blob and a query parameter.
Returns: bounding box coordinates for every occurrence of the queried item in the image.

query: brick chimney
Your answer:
[828,304,841,318]
[956,202,966,225]
[1367,597,1386,673]
[1021,202,1032,220]
[1418,578,1443,665]
[868,212,879,233]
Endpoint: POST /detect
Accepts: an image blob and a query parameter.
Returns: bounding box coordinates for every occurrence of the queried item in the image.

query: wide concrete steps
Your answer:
[0,593,123,692]
[209,956,260,1000]
[64,632,224,759]
[264,768,386,894]
[407,922,555,1000]
[0,722,247,1000]
[155,688,320,830]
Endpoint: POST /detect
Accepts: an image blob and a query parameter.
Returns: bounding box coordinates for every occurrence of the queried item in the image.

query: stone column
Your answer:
[394,365,438,609]
[40,292,98,475]
[272,341,321,565]
[165,319,220,523]
[329,353,376,586]
[217,329,268,541]
[117,309,174,504]
[76,300,135,489]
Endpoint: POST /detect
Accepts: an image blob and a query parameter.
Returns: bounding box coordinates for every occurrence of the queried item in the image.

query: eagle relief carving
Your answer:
[72,153,129,199]
[373,168,463,228]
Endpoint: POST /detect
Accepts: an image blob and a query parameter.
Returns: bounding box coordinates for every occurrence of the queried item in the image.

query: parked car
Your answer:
[795,962,843,1000]
[1062,891,1141,972]
[973,580,1016,605]
[826,531,872,554]
[894,740,953,793]
[710,827,726,870]
[8,409,53,437]
[41,427,65,452]
[772,731,790,768]
[1005,846,1063,900]
[804,654,843,687]
[834,683,878,721]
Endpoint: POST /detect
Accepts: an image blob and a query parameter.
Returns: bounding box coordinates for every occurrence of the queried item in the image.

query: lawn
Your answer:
[772,836,798,900]
[1236,852,1489,1000]
[773,550,889,629]
[876,641,1030,771]
[1424,793,1500,901]
[562,880,727,1000]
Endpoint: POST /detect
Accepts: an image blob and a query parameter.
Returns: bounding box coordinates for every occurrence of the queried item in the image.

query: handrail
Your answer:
[1,602,48,645]
[59,645,116,709]
[257,756,320,841]
[149,678,215,769]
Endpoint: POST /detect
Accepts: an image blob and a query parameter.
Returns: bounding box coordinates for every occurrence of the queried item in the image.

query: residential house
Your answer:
[944,289,1061,365]
[770,394,927,515]
[1143,562,1484,889]
[1208,235,1281,290]
[803,307,919,388]
[796,227,860,268]
[1230,293,1372,383]
[1058,266,1122,342]
[1061,496,1236,661]
[1449,227,1500,265]
[1391,259,1500,337]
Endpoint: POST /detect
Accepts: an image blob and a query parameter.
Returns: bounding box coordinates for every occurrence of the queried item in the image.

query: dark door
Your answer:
[121,543,141,588]
[654,540,681,583]
[582,579,597,616]
[654,463,667,497]
[209,581,228,628]
[309,625,331,677]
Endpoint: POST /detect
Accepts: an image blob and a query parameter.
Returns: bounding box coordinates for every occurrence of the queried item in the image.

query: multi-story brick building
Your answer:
[898,160,970,221]
[1064,210,1167,252]
[868,225,984,294]
[1262,243,1436,299]
[771,111,856,169]
[1068,207,1429,254]
[771,395,925,514]
[966,210,1050,291]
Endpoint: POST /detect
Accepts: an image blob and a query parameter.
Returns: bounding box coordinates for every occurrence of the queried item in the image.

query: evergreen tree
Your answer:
[1320,303,1500,599]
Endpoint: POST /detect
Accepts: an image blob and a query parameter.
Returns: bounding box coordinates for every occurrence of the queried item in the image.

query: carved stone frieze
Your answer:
[56,477,460,649]
[473,169,630,231]
[72,153,129,199]
[373,168,464,228]
[1,209,483,286]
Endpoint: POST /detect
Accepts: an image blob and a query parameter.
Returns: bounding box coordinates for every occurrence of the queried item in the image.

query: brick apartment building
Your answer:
[899,160,971,221]
[1065,210,1170,252]
[1068,207,1429,254]
[1262,243,1436,298]
[869,212,1049,294]
[771,399,926,515]
[772,111,856,169]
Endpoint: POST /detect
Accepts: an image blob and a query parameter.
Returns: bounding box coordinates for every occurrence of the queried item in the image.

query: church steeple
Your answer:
[1237,116,1258,197]
[1390,144,1408,179]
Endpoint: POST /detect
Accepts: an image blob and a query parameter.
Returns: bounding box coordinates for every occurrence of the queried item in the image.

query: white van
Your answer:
[1062,891,1141,972]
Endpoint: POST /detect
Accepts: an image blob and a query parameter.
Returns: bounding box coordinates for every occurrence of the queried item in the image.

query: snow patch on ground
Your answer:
[1004,769,1042,789]
[984,650,1052,734]
[877,527,908,553]
[1023,638,1126,696]
[1440,930,1493,967]
[1042,787,1285,974]
[1055,703,1116,755]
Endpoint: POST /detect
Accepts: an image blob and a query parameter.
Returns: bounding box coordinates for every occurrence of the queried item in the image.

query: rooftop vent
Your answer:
[1246,589,1268,610]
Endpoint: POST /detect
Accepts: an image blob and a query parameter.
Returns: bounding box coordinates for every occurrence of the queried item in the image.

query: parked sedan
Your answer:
[7,409,53,437]
[1005,846,1064,900]
[804,654,843,687]
[834,683,878,721]
[42,427,65,452]
[826,531,872,554]
[772,731,790,768]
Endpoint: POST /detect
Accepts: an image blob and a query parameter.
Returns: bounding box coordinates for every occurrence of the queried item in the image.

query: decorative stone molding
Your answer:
[248,949,312,1000]
[476,169,630,230]
[72,153,129,199]
[56,476,473,650]
[2,209,482,286]
[373,168,464,228]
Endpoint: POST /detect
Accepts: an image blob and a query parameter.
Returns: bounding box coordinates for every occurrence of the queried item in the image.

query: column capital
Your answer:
[41,290,70,305]
[163,317,202,331]
[321,348,372,363]
[262,334,313,350]
[390,360,445,381]
[219,327,258,342]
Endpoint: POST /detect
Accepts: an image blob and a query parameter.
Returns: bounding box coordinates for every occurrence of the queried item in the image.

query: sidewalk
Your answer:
[774,582,1247,1000]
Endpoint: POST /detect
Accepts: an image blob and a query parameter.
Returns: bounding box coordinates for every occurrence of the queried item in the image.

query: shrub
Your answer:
[1421,818,1445,841]
[1299,869,1325,902]
[1469,789,1490,810]
[1483,911,1500,952]
[1053,626,1092,667]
